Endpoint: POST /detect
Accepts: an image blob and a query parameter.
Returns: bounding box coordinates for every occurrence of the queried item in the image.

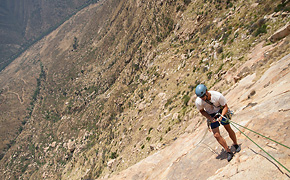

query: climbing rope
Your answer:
[230,120,290,150]
[230,121,290,174]
[218,113,290,149]
[217,113,290,174]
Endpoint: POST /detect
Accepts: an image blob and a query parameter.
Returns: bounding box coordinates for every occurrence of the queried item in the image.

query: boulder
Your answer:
[51,141,56,148]
[138,101,146,111]
[67,140,75,152]
[107,159,116,169]
[269,23,290,42]
[172,113,179,120]
[43,146,49,153]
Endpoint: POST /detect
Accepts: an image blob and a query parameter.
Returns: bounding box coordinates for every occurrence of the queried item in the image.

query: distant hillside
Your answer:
[0,0,99,71]
[0,0,289,179]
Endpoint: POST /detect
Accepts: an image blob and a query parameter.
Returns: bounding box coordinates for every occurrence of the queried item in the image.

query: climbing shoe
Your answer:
[227,152,234,162]
[234,144,241,152]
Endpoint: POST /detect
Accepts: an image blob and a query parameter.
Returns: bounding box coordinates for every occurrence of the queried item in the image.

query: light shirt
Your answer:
[195,90,227,114]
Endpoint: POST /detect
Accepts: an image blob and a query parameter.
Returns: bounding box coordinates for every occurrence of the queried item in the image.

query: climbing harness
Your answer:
[213,110,233,123]
[219,114,290,174]
[204,99,234,121]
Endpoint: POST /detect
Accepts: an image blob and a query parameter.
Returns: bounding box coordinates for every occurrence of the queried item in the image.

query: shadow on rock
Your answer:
[216,149,227,160]
[215,144,241,160]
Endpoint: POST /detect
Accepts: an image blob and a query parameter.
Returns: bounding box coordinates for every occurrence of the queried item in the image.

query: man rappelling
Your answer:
[195,84,241,161]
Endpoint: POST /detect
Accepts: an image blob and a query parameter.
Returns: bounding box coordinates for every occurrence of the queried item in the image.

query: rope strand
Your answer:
[230,120,290,150]
[230,122,290,174]
[217,113,290,149]
[215,113,290,174]
[217,113,290,174]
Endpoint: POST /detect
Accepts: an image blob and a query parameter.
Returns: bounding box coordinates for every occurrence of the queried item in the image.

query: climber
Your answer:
[195,84,241,162]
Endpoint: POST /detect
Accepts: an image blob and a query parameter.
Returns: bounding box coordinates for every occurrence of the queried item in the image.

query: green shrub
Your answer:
[73,37,78,50]
[184,0,191,6]
[109,152,118,159]
[254,24,267,37]
[156,35,162,42]
[165,98,173,108]
[275,2,290,12]
[148,127,153,134]
[182,95,190,106]
[207,71,213,80]
[166,127,171,133]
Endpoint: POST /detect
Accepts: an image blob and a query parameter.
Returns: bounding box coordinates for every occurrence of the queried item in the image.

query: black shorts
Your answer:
[209,111,229,129]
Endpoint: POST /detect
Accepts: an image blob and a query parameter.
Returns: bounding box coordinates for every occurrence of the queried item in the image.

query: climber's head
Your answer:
[195,84,207,98]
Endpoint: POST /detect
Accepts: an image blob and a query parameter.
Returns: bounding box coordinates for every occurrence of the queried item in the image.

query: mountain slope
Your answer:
[0,0,289,179]
[0,0,98,71]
